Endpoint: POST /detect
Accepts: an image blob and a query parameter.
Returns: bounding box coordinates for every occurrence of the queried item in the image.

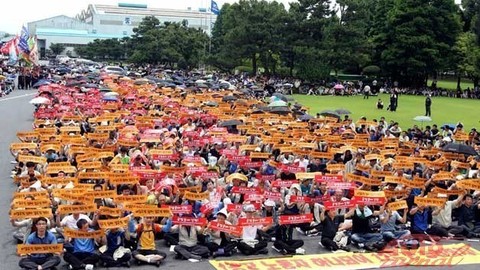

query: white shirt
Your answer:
[433,200,456,228]
[60,214,92,229]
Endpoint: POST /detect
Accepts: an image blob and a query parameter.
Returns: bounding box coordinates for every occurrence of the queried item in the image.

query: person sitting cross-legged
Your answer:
[132,216,168,266]
[18,217,61,270]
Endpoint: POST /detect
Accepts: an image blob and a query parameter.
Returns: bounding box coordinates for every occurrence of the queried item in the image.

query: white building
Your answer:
[27,3,216,57]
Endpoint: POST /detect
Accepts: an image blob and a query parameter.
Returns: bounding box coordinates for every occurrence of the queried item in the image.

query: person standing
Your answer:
[425,95,432,116]
[18,217,61,270]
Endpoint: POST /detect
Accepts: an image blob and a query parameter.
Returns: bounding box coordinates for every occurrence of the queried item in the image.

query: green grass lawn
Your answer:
[427,78,474,90]
[292,94,480,130]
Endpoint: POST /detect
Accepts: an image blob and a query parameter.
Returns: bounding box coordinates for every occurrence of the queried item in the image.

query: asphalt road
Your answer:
[0,89,479,270]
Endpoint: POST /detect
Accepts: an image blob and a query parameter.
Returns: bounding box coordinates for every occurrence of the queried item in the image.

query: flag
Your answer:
[0,36,17,55]
[18,26,30,55]
[28,36,39,66]
[211,0,220,15]
[8,37,18,65]
[17,25,32,64]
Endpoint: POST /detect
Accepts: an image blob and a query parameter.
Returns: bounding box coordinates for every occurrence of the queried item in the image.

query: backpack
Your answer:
[401,239,420,250]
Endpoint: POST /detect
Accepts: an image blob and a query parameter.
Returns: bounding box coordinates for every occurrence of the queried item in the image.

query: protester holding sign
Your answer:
[171,218,210,262]
[203,208,238,258]
[379,200,410,242]
[319,206,351,252]
[132,216,168,266]
[63,219,103,270]
[237,204,270,255]
[18,217,61,270]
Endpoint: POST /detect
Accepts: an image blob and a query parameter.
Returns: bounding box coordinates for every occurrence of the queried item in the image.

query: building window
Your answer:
[92,29,97,34]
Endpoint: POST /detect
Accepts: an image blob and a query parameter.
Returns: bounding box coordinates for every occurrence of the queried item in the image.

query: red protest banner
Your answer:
[238,217,273,226]
[315,174,343,183]
[351,196,386,206]
[263,191,282,201]
[279,214,313,225]
[167,205,192,215]
[271,180,297,188]
[209,221,242,236]
[172,216,207,226]
[326,182,356,190]
[230,186,260,194]
[323,200,355,210]
[290,195,313,204]
[244,193,264,202]
[256,174,276,182]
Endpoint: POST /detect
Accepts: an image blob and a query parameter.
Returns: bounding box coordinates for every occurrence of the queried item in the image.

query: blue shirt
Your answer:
[72,230,95,253]
[411,209,430,232]
[26,231,57,258]
[106,230,125,253]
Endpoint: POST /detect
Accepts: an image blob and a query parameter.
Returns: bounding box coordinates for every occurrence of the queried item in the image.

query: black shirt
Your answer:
[458,204,477,227]
[322,215,344,239]
[352,210,373,234]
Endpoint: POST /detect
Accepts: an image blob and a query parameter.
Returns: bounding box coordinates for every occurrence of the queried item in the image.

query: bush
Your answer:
[363,65,381,75]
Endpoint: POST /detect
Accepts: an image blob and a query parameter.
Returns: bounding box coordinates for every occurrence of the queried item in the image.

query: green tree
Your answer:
[377,0,461,86]
[455,32,480,87]
[49,43,65,55]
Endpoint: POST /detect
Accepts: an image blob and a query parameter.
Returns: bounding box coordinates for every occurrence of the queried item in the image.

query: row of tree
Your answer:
[73,0,480,87]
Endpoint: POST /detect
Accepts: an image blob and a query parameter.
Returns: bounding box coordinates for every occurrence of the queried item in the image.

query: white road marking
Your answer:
[0,93,36,102]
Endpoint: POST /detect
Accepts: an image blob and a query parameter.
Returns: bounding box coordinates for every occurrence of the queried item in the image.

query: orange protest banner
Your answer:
[114,195,148,204]
[456,180,480,191]
[432,172,455,181]
[98,206,123,217]
[414,196,446,207]
[388,200,408,210]
[184,191,209,201]
[132,208,172,217]
[178,186,202,194]
[63,227,104,239]
[42,177,77,186]
[295,172,320,179]
[249,152,270,159]
[327,164,345,172]
[10,143,37,150]
[86,190,117,199]
[10,209,52,219]
[12,190,49,199]
[384,190,408,199]
[354,190,386,198]
[109,175,139,185]
[370,170,393,178]
[12,198,51,209]
[78,172,108,180]
[109,164,130,172]
[17,244,63,255]
[98,216,129,229]
[17,155,47,164]
[77,161,102,170]
[57,204,96,214]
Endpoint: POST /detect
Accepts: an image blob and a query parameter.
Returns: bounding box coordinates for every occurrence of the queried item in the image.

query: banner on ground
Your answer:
[210,243,480,270]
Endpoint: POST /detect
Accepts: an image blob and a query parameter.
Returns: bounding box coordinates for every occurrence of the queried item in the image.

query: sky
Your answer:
[0,0,462,35]
[0,0,292,34]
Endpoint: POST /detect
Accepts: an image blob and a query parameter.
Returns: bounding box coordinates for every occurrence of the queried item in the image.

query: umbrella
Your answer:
[413,116,432,122]
[442,143,477,156]
[81,83,98,88]
[268,100,288,107]
[104,92,119,97]
[270,107,291,114]
[222,95,237,102]
[33,80,51,88]
[319,110,340,118]
[298,114,314,121]
[272,93,288,102]
[204,101,218,107]
[65,81,82,87]
[195,79,207,84]
[334,84,345,90]
[29,97,50,104]
[103,96,118,101]
[219,119,243,127]
[335,108,352,115]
